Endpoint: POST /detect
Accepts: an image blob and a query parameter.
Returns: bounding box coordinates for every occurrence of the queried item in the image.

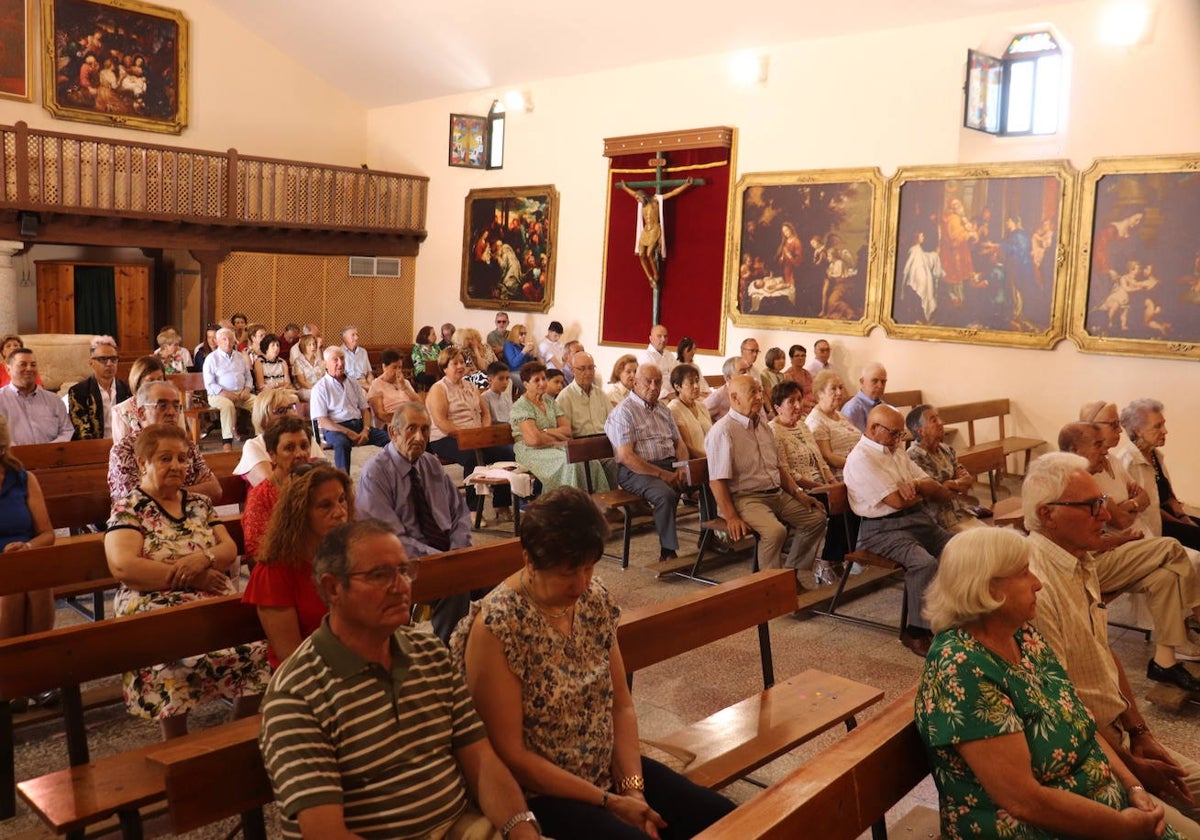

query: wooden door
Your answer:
[114,265,151,351]
[36,263,76,334]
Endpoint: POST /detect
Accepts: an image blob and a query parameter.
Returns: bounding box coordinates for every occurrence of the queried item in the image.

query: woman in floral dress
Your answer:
[916,528,1180,840]
[104,424,269,739]
[451,487,734,839]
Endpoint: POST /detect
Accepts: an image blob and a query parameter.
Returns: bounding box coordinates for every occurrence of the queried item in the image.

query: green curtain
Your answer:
[74,266,118,337]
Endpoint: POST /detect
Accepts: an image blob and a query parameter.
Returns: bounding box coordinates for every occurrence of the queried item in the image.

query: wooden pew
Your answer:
[671,457,759,584]
[938,398,1045,475]
[11,439,112,470]
[955,441,1005,505]
[14,538,524,839]
[617,570,882,791]
[34,449,243,501]
[564,434,650,569]
[693,689,929,840]
[882,389,923,412]
[456,424,524,529]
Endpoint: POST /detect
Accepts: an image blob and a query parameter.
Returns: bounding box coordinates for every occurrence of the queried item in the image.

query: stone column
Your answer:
[0,240,24,336]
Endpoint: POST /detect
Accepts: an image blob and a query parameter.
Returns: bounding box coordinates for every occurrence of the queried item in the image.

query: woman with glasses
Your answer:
[111,355,167,444]
[233,389,321,488]
[290,333,323,401]
[104,424,269,738]
[244,463,353,668]
[240,416,315,561]
[451,487,734,839]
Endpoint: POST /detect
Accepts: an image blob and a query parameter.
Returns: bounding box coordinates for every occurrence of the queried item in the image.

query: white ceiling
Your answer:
[208,0,1061,108]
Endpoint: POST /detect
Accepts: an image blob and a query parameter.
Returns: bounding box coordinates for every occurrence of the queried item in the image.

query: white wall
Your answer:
[367,0,1200,497]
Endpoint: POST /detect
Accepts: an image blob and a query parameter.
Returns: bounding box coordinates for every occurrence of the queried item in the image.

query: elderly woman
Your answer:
[458,327,496,386]
[111,355,167,444]
[667,363,711,459]
[1080,400,1155,535]
[428,345,513,513]
[917,527,1179,840]
[366,348,421,427]
[240,415,316,561]
[104,424,269,738]
[511,361,605,492]
[233,389,321,488]
[253,333,292,393]
[606,354,638,407]
[412,325,440,391]
[804,370,861,479]
[0,415,55,647]
[905,404,978,531]
[243,463,351,667]
[290,333,323,401]
[1118,398,1200,551]
[451,487,735,839]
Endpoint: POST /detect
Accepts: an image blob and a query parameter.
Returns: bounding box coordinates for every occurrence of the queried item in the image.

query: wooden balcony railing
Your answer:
[0,121,427,236]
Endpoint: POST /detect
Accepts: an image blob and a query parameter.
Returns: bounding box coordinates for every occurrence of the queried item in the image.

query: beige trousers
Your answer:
[208,392,255,440]
[1096,536,1200,647]
[732,489,827,572]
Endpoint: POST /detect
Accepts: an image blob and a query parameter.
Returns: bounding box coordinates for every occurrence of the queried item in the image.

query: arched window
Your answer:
[964,30,1064,136]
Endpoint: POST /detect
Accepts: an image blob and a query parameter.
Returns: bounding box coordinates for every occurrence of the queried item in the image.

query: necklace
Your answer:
[520,570,572,619]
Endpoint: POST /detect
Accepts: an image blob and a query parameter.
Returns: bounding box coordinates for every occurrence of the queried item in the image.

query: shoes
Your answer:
[1147,659,1200,693]
[1175,640,1200,662]
[9,696,29,714]
[812,560,845,587]
[35,689,61,709]
[899,630,932,658]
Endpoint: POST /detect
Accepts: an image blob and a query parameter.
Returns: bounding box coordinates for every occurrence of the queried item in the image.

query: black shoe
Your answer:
[899,629,932,658]
[1147,660,1200,693]
[35,689,62,709]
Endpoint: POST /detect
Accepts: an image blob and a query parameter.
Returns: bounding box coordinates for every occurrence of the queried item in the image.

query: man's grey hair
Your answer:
[1119,398,1165,440]
[860,362,885,380]
[341,325,358,336]
[312,519,398,604]
[215,327,236,341]
[1022,452,1088,533]
[388,402,428,433]
[89,335,117,354]
[323,345,346,360]
[721,356,741,378]
[137,379,180,405]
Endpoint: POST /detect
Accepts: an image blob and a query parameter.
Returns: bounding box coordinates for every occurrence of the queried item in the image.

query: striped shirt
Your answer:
[604,391,679,464]
[259,619,486,839]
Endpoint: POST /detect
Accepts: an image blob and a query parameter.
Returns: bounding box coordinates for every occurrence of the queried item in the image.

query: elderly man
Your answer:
[202,327,254,451]
[558,351,613,486]
[1059,421,1200,675]
[605,363,689,564]
[636,324,675,390]
[905,404,977,530]
[108,381,221,501]
[356,403,473,643]
[310,346,390,473]
[486,312,510,355]
[66,336,130,440]
[1023,453,1200,836]
[559,339,583,385]
[707,376,827,588]
[843,404,953,656]
[702,356,752,425]
[259,520,541,840]
[739,337,762,376]
[804,338,835,378]
[0,348,72,445]
[290,323,323,364]
[339,325,373,387]
[841,362,888,432]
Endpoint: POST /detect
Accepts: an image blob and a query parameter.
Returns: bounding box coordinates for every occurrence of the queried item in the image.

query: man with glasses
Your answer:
[107,381,221,500]
[805,339,836,378]
[841,361,889,433]
[1058,422,1200,681]
[66,336,130,439]
[557,351,614,487]
[356,403,473,643]
[260,520,541,840]
[843,404,953,656]
[739,337,762,377]
[486,311,511,355]
[0,348,73,445]
[1025,453,1200,835]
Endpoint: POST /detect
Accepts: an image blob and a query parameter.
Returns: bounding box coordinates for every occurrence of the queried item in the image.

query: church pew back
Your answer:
[11,438,112,470]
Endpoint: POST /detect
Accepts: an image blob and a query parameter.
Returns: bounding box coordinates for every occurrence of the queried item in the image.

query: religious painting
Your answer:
[1070,155,1200,360]
[460,185,558,313]
[727,168,885,336]
[42,0,189,135]
[448,114,487,169]
[0,0,34,102]
[881,161,1076,350]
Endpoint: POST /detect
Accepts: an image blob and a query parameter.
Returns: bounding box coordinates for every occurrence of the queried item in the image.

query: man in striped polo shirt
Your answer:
[259,520,541,840]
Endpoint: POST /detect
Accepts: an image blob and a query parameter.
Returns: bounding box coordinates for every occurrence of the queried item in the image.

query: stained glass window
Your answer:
[963,31,1065,136]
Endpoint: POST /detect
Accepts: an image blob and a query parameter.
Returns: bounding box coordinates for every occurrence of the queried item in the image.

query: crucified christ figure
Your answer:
[617,177,695,289]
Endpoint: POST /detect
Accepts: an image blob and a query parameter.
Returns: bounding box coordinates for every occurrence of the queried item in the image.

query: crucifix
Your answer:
[615,153,704,325]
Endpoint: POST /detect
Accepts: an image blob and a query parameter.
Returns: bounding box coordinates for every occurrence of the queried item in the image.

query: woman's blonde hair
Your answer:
[251,388,299,434]
[813,369,843,394]
[923,528,1031,632]
[458,327,482,347]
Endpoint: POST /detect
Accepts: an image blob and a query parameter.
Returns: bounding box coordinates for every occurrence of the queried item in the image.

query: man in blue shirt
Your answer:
[841,362,889,433]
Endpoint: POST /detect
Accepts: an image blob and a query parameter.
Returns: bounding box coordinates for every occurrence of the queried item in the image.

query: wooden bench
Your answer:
[618,569,882,790]
[938,398,1045,475]
[20,539,526,839]
[672,457,760,584]
[565,434,651,569]
[11,438,113,470]
[167,371,221,445]
[955,440,1005,505]
[882,389,923,412]
[456,424,524,529]
[704,374,725,389]
[34,449,243,501]
[694,688,930,840]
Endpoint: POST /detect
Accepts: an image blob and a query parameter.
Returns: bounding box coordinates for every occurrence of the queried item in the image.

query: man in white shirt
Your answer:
[340,325,373,387]
[636,323,675,390]
[0,349,73,445]
[557,351,613,486]
[739,337,762,377]
[202,327,255,451]
[843,404,953,656]
[310,346,389,472]
[804,339,835,378]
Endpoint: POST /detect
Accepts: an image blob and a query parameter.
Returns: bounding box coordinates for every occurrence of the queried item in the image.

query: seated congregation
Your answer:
[5,312,1200,840]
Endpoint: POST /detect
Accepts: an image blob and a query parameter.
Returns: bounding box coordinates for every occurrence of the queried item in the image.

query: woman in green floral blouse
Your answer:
[915,527,1178,840]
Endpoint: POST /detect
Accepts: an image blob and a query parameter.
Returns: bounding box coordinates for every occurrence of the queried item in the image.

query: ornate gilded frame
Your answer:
[726,168,885,336]
[881,160,1076,350]
[0,0,35,102]
[1070,154,1200,360]
[42,0,189,135]
[460,184,558,314]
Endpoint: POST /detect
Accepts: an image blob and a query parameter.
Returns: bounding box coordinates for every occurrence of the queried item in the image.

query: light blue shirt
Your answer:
[342,346,372,382]
[202,349,251,397]
[356,444,471,557]
[310,374,368,423]
[841,390,883,433]
[0,384,73,445]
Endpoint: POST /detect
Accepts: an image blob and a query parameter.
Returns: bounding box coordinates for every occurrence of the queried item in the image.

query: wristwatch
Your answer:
[501,810,541,838]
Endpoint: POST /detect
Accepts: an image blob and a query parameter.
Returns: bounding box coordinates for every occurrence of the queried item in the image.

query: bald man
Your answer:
[843,404,953,656]
[636,324,676,395]
[841,362,888,433]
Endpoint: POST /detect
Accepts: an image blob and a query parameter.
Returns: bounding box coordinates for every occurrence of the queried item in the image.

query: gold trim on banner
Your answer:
[610,161,730,175]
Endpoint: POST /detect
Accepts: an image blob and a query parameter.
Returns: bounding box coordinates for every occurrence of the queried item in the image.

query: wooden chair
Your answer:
[676,457,759,585]
[955,441,1005,505]
[939,398,1045,475]
[564,434,648,569]
[703,374,725,389]
[167,371,220,445]
[454,424,524,529]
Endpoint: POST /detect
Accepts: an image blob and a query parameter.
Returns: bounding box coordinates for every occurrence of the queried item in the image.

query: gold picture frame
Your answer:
[0,0,34,102]
[1070,154,1200,360]
[42,0,189,135]
[880,160,1076,350]
[726,168,885,336]
[461,184,558,313]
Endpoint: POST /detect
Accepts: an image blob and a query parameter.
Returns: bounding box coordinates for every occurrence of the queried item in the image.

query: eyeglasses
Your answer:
[143,400,182,411]
[872,423,905,439]
[92,356,119,364]
[271,404,299,415]
[346,562,420,587]
[746,348,760,354]
[1047,495,1108,517]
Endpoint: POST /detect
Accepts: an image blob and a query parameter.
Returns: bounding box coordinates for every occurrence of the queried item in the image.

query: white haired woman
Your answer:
[916,527,1179,840]
[1118,398,1200,552]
